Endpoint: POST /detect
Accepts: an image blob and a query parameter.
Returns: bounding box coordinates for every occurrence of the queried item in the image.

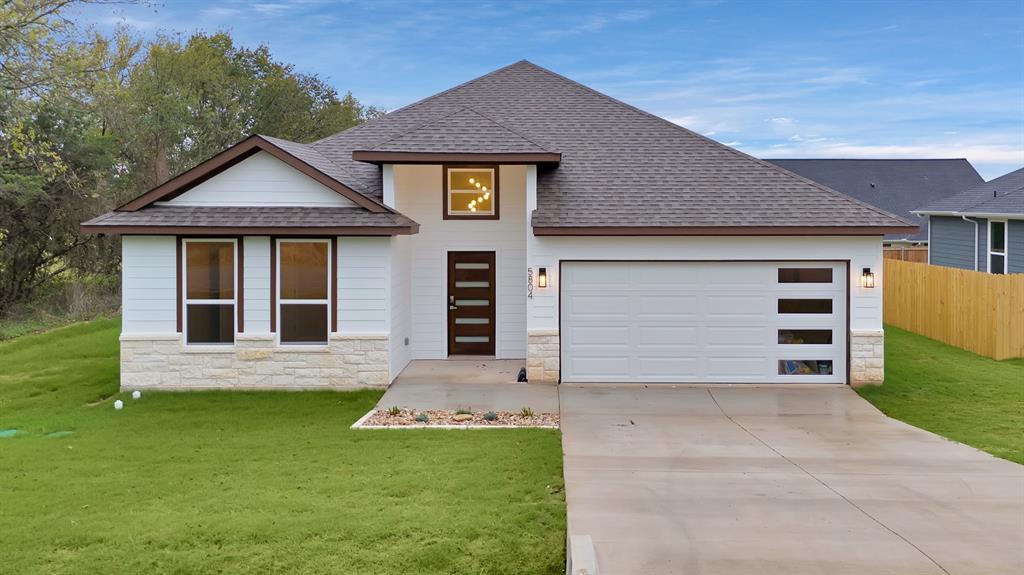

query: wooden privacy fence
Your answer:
[883,246,928,263]
[884,259,1024,359]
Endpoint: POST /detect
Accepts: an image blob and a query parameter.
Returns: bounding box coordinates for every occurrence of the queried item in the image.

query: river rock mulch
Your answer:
[360,409,559,428]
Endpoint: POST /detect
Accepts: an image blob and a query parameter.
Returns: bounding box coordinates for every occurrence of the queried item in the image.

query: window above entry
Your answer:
[445,167,499,220]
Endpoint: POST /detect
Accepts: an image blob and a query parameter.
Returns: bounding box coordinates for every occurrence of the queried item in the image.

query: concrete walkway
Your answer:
[377,359,558,413]
[560,384,1024,575]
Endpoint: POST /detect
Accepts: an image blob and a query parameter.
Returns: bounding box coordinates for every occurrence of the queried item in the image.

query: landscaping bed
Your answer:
[359,408,559,428]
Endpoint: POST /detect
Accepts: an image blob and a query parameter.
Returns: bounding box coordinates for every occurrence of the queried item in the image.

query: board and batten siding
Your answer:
[391,164,528,360]
[928,216,978,271]
[122,236,178,334]
[1009,220,1024,274]
[167,151,356,207]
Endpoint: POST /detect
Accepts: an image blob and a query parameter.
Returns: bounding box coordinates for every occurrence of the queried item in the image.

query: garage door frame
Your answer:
[558,259,851,385]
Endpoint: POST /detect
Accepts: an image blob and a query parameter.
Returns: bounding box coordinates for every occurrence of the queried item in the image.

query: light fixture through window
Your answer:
[538,267,548,288]
[860,267,875,288]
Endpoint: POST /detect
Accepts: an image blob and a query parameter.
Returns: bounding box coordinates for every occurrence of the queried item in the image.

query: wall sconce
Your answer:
[860,267,875,288]
[538,267,548,288]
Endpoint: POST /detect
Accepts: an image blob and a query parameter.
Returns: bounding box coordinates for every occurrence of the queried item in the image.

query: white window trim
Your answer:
[276,238,332,346]
[447,167,496,216]
[182,238,238,346]
[988,219,1008,274]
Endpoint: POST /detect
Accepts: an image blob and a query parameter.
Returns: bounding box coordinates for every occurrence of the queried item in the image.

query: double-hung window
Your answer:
[445,167,498,219]
[989,220,1007,274]
[184,239,236,345]
[278,239,331,344]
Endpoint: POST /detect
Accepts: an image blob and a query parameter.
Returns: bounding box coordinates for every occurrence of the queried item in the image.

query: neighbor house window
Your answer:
[184,239,236,345]
[445,167,498,219]
[989,220,1007,274]
[277,239,330,344]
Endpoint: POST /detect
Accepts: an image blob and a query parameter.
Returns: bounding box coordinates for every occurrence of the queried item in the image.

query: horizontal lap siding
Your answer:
[122,236,177,334]
[243,237,271,333]
[337,237,389,334]
[928,216,977,271]
[1009,220,1024,274]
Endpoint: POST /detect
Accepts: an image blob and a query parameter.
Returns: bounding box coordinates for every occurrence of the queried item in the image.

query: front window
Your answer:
[989,220,1007,274]
[184,239,236,345]
[278,240,330,344]
[446,167,497,218]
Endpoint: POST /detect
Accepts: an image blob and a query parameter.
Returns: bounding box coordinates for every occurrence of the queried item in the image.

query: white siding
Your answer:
[392,164,528,359]
[169,151,356,207]
[337,237,390,334]
[243,236,271,334]
[389,234,413,381]
[122,235,177,334]
[526,234,885,333]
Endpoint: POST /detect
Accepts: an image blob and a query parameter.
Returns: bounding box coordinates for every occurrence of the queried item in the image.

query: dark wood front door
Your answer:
[447,251,496,355]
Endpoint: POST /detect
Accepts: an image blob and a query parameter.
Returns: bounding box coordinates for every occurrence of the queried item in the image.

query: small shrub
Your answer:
[387,406,401,416]
[414,413,429,423]
[519,406,534,418]
[454,406,472,415]
[483,411,498,421]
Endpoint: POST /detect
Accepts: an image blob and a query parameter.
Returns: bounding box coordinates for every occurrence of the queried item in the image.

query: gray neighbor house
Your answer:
[767,159,983,248]
[914,167,1024,274]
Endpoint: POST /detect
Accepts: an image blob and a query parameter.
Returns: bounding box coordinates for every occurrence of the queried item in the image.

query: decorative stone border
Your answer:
[351,408,560,429]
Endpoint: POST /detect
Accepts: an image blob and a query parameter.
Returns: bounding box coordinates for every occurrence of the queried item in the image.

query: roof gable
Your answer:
[916,167,1024,216]
[366,107,556,154]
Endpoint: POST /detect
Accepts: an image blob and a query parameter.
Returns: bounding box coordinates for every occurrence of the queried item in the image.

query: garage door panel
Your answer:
[562,261,847,384]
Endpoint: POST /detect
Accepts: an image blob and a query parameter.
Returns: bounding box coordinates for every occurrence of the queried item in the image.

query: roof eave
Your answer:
[531,225,919,236]
[351,150,561,164]
[912,210,1024,219]
[80,223,419,236]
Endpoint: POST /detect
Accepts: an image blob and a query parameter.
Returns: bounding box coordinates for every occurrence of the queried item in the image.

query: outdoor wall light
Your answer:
[860,267,875,288]
[538,267,548,288]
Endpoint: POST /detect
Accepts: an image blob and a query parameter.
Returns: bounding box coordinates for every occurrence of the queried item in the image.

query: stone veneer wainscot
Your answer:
[120,333,389,390]
[849,329,884,386]
[527,329,560,383]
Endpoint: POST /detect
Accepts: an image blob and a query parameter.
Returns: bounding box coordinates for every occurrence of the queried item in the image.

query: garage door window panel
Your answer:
[778,299,833,314]
[778,268,833,283]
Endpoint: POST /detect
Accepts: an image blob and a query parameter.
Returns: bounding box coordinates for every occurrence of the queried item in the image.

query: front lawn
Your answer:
[858,326,1024,464]
[0,319,565,574]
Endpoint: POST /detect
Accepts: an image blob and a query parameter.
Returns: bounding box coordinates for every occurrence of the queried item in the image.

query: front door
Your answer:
[447,251,496,355]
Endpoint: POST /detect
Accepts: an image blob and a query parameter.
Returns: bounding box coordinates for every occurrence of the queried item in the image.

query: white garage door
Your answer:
[561,261,847,384]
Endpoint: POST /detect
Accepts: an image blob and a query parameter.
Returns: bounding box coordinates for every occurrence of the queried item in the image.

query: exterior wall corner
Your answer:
[849,329,884,387]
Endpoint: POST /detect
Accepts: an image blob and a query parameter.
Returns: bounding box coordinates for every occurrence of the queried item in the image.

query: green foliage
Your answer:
[519,407,535,418]
[415,413,430,423]
[858,326,1024,464]
[483,411,498,421]
[0,320,566,573]
[387,405,402,416]
[454,406,472,415]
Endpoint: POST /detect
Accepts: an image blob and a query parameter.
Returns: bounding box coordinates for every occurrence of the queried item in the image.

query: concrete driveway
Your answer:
[560,385,1024,575]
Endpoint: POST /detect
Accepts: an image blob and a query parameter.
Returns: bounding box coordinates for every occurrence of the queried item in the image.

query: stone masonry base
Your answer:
[120,333,389,390]
[527,329,560,383]
[850,329,884,387]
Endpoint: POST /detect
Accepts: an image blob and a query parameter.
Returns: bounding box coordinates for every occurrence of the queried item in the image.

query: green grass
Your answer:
[0,319,565,574]
[858,326,1024,464]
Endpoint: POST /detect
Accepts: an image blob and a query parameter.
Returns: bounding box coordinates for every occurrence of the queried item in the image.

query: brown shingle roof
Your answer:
[313,60,915,232]
[364,107,556,154]
[81,206,417,235]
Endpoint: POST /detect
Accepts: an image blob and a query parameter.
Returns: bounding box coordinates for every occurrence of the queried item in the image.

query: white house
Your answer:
[82,61,916,390]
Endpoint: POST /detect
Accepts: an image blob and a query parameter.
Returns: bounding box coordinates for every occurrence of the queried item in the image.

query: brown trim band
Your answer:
[81,224,418,236]
[237,237,245,334]
[532,225,918,236]
[352,150,561,164]
[118,135,388,214]
[175,237,183,333]
[269,237,277,333]
[331,236,338,333]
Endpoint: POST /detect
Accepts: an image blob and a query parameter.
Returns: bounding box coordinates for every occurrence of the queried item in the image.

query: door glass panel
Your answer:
[455,281,489,288]
[455,318,489,324]
[186,304,234,344]
[990,253,1005,274]
[280,304,328,344]
[280,242,328,300]
[778,268,833,283]
[454,262,489,269]
[779,360,833,375]
[778,329,833,344]
[778,299,833,314]
[186,242,234,299]
[455,336,489,343]
[455,299,489,306]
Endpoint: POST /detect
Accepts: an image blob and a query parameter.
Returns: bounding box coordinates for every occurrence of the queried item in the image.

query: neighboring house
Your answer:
[81,60,916,390]
[914,167,1024,274]
[765,159,983,247]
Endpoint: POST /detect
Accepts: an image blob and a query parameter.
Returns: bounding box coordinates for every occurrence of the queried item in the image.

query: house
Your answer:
[765,159,982,249]
[913,167,1024,274]
[81,60,916,390]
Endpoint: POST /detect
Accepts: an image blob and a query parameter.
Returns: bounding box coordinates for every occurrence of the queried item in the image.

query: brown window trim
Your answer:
[176,237,183,333]
[443,165,500,221]
[178,235,245,335]
[237,237,245,333]
[271,237,337,341]
[270,237,277,332]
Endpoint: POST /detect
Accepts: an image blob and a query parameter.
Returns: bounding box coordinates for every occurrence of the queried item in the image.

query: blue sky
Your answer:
[77,0,1023,178]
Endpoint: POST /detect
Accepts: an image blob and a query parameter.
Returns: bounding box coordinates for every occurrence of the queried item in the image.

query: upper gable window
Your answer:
[445,167,498,219]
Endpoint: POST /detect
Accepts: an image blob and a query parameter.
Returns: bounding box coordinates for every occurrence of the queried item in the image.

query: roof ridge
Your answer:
[460,106,558,153]
[765,158,972,162]
[515,61,916,227]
